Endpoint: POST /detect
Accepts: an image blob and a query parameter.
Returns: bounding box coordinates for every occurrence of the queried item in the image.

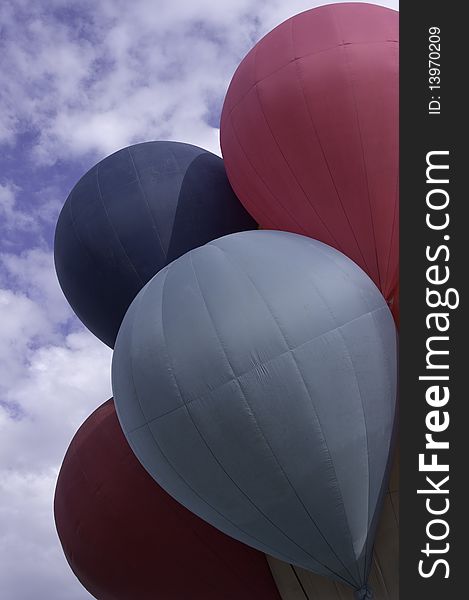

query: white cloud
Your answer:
[0,469,95,600]
[1,0,398,165]
[1,249,71,325]
[0,183,36,232]
[0,182,63,252]
[0,251,111,599]
[0,325,111,599]
[1,328,112,471]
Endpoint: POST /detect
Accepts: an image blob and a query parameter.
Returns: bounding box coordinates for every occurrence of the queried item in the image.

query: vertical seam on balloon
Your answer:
[67,186,106,284]
[290,18,372,277]
[381,42,399,298]
[127,147,167,261]
[126,305,385,432]
[151,260,278,600]
[167,147,203,259]
[126,306,385,432]
[66,183,123,346]
[223,146,277,231]
[333,326,372,586]
[188,249,356,587]
[290,565,309,600]
[156,258,326,569]
[224,42,397,121]
[369,309,396,419]
[370,306,398,474]
[252,35,342,250]
[121,277,155,429]
[340,39,382,292]
[187,253,353,583]
[367,303,397,546]
[297,257,371,586]
[383,166,399,299]
[253,41,261,96]
[231,41,305,235]
[332,8,387,289]
[210,244,361,588]
[311,228,396,412]
[228,115,309,236]
[215,241,365,585]
[123,267,301,567]
[189,250,339,576]
[303,239,376,315]
[95,160,145,286]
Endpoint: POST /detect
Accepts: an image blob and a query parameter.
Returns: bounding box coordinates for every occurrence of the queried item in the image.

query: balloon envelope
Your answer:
[54,399,281,600]
[267,450,399,600]
[54,141,256,348]
[112,230,398,592]
[220,3,398,305]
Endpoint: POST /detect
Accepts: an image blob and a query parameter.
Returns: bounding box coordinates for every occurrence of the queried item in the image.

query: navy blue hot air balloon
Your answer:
[54,141,256,347]
[111,230,398,599]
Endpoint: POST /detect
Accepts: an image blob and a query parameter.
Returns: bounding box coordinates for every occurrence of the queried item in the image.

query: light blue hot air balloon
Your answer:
[112,230,397,599]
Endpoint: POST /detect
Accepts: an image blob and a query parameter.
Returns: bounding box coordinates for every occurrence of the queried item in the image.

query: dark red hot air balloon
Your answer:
[54,399,281,600]
[220,2,398,307]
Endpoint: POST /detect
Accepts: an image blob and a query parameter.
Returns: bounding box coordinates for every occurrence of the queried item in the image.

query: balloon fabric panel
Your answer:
[267,450,399,599]
[220,4,398,303]
[112,230,397,592]
[54,399,281,600]
[54,141,256,348]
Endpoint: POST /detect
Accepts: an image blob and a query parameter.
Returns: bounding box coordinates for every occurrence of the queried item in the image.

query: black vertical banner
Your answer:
[400,3,466,600]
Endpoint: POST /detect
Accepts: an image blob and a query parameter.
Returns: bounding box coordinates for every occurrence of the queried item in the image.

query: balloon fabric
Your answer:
[268,450,399,599]
[54,141,256,348]
[112,230,398,593]
[389,282,399,328]
[220,3,398,308]
[54,399,281,600]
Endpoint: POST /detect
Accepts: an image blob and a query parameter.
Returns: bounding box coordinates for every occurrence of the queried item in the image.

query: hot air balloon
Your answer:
[220,3,398,308]
[112,230,398,598]
[267,450,399,600]
[54,141,256,348]
[54,399,281,600]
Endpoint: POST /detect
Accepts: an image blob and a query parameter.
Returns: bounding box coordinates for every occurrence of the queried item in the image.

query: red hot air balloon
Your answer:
[220,3,398,307]
[54,399,281,600]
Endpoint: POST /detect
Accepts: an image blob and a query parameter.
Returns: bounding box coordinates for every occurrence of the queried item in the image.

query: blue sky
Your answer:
[0,1,398,598]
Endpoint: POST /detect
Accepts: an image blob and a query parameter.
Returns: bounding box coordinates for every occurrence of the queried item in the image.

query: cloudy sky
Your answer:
[0,1,398,598]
